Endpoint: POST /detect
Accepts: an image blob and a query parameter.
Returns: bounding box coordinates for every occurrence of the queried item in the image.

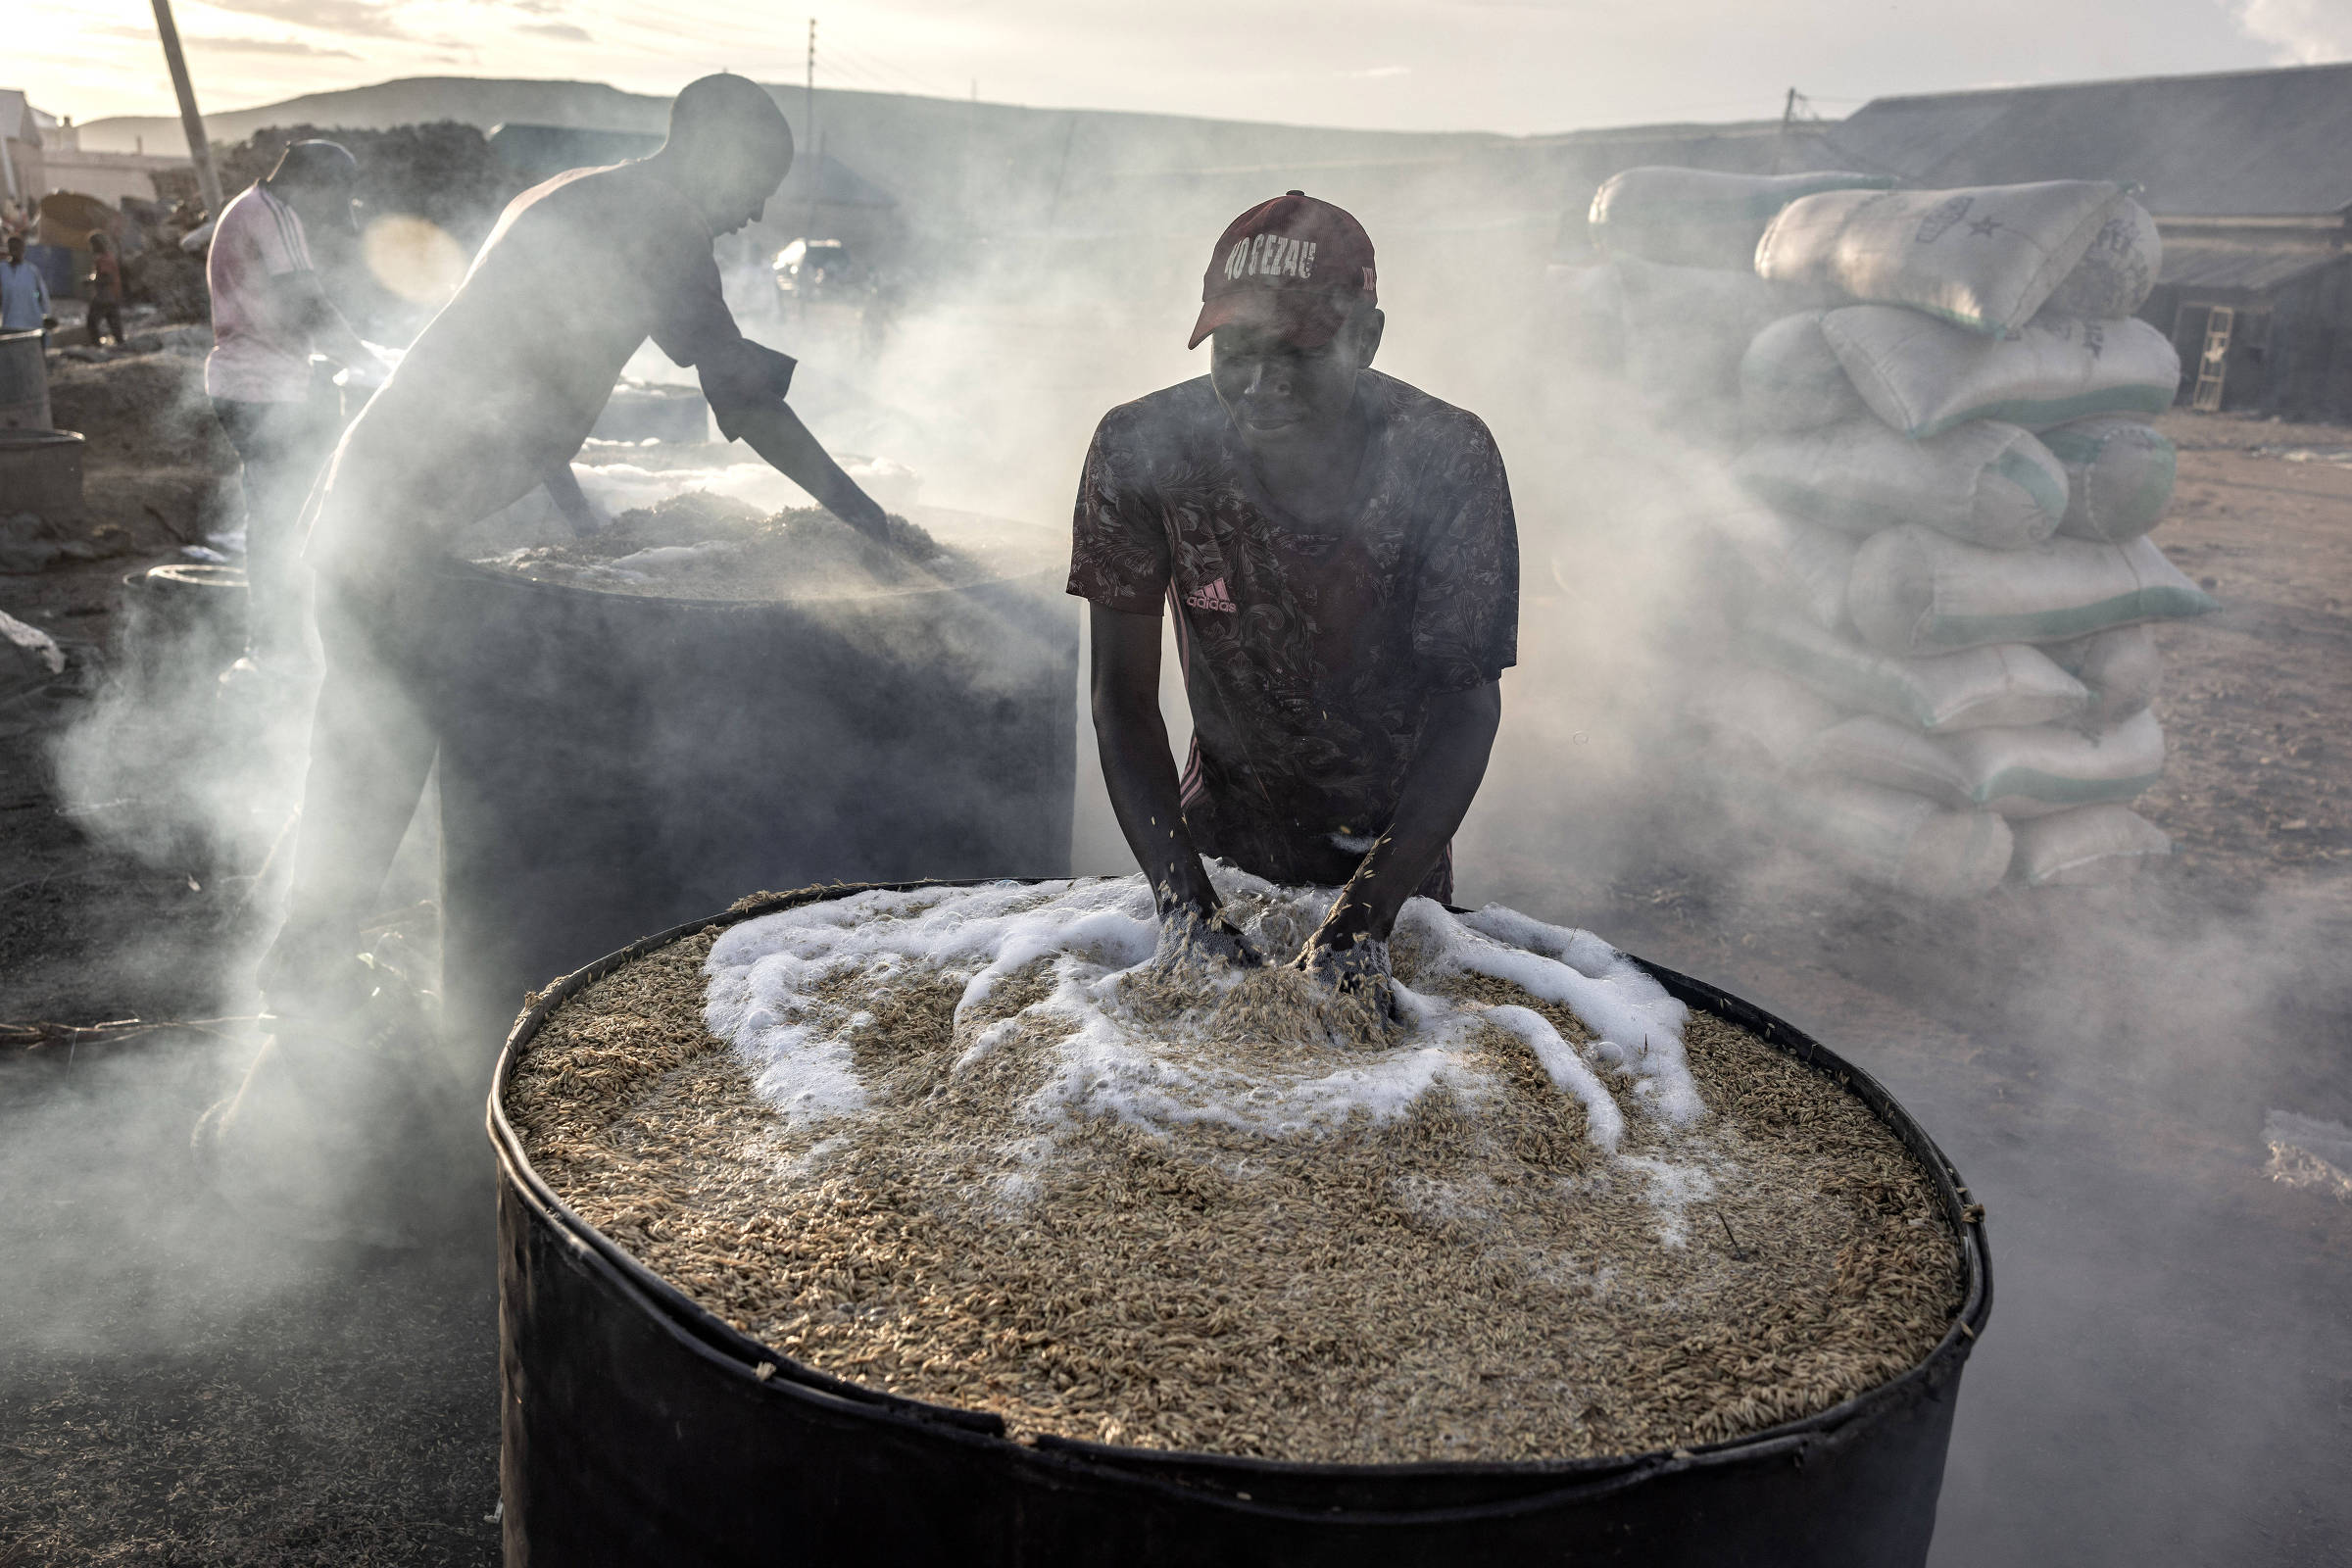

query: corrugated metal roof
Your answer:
[1826,62,2352,218]
[2160,242,2345,295]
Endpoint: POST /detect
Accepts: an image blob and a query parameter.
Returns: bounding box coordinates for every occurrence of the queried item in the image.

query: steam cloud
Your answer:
[5,82,2346,1565]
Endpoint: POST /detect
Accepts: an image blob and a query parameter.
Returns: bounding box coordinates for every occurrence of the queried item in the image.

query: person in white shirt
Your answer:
[204,140,377,668]
[0,234,54,338]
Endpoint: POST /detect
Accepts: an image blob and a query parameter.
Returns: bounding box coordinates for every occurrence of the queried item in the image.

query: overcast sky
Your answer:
[15,0,2352,134]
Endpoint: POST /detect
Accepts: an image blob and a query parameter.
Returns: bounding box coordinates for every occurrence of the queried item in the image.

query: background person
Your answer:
[83,232,124,348]
[1071,191,1518,1006]
[204,139,379,672]
[0,233,54,340]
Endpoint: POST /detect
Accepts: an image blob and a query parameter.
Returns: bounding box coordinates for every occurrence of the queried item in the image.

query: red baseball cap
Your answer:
[1188,190,1377,350]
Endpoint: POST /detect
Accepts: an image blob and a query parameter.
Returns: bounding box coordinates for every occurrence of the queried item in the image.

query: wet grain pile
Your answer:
[479,492,990,599]
[507,912,1962,1464]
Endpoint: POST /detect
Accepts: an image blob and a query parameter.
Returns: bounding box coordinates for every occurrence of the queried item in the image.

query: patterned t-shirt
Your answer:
[1068,369,1518,890]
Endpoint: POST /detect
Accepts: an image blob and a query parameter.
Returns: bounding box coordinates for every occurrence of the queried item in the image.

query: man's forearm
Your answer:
[1095,688,1222,916]
[1321,681,1501,943]
[541,463,600,534]
[298,280,374,368]
[726,402,888,540]
[1090,606,1220,918]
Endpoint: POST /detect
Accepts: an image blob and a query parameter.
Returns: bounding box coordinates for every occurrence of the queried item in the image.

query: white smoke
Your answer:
[2222,0,2352,63]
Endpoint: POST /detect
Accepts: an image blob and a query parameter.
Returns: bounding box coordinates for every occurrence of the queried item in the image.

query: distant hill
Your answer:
[78,77,670,151]
[79,75,1501,196]
[79,75,1560,264]
[77,74,1840,281]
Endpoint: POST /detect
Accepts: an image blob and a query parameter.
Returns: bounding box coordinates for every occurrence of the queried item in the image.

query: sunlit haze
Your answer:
[14,0,2351,135]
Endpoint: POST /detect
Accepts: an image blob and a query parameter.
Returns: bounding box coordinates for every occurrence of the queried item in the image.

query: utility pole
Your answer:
[1776,86,1800,174]
[150,0,225,215]
[804,18,820,244]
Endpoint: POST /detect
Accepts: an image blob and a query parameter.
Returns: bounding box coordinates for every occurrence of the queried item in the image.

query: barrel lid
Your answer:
[136,562,249,591]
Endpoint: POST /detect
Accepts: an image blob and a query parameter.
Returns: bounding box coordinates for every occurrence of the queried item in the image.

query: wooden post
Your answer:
[804,18,821,245]
[150,0,225,216]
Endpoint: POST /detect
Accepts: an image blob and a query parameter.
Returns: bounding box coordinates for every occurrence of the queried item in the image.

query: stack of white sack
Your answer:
[1550,168,1893,443]
[1680,176,2214,894]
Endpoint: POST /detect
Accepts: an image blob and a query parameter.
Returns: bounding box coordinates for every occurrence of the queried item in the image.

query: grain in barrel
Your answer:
[506,874,1962,1464]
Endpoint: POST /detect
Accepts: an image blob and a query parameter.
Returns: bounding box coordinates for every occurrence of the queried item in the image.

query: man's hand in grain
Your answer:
[1154,903,1262,971]
[1295,909,1399,1021]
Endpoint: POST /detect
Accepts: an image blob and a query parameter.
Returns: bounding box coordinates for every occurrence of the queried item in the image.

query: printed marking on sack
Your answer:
[1916,195,1974,244]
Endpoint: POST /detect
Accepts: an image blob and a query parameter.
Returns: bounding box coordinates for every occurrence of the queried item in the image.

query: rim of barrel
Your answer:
[0,427,85,447]
[129,562,249,590]
[436,549,1067,613]
[487,876,1992,1497]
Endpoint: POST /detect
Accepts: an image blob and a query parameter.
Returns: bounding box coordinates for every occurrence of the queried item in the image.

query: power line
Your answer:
[823,38,954,100]
[815,56,897,95]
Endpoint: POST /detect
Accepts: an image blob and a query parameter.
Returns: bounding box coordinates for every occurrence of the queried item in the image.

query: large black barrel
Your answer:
[0,326,50,430]
[590,383,711,443]
[490,881,1992,1568]
[120,562,249,691]
[431,564,1075,1042]
[0,427,85,523]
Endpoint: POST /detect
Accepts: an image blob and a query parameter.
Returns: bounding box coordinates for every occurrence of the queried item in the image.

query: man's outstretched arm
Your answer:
[726,402,890,540]
[699,339,889,542]
[291,273,378,372]
[1090,603,1256,960]
[541,462,604,535]
[1304,679,1500,959]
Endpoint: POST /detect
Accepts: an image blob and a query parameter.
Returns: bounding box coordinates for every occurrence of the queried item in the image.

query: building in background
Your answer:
[2,89,192,212]
[1,91,40,211]
[51,63,2352,416]
[1820,63,2352,416]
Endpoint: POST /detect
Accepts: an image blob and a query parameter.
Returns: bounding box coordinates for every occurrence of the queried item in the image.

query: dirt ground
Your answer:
[2,354,2348,1565]
[1476,406,2352,1566]
[2,343,501,1568]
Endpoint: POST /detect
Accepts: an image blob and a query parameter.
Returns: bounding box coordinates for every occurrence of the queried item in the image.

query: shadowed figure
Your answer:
[258,74,891,1053]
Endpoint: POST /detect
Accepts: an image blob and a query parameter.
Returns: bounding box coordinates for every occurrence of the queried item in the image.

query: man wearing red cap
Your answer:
[1070,192,1517,1004]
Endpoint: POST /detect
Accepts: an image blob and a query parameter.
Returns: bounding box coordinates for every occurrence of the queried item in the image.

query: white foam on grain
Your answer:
[703,871,1712,1234]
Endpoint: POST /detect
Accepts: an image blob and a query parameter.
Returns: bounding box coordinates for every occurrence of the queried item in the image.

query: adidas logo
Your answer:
[1184,576,1238,612]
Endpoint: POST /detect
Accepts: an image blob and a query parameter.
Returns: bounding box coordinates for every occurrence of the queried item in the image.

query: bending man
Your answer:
[265,74,889,1020]
[1070,192,1518,1002]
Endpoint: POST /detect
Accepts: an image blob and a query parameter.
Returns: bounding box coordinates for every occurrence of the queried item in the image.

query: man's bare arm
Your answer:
[724,401,890,541]
[541,463,603,534]
[1304,679,1501,956]
[292,274,376,371]
[1090,603,1232,927]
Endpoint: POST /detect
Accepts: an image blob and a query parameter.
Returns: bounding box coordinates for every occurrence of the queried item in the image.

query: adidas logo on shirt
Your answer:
[1184,576,1238,612]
